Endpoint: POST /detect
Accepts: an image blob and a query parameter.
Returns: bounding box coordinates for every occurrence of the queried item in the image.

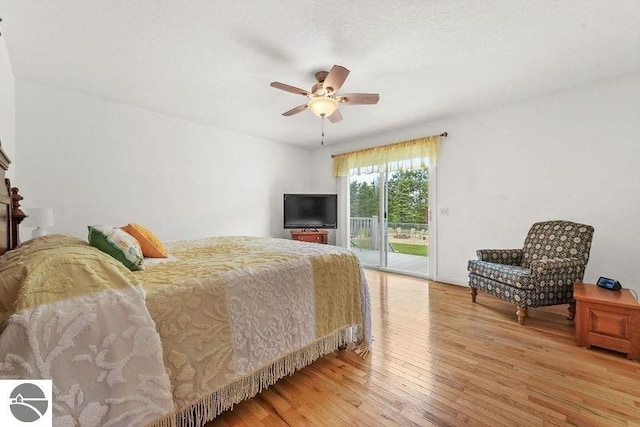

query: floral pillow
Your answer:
[88,225,144,271]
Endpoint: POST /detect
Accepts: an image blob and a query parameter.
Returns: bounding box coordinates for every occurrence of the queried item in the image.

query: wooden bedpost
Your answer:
[8,182,26,248]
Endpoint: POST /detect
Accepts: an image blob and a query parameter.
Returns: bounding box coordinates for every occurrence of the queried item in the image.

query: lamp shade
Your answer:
[308,96,338,117]
[23,208,55,228]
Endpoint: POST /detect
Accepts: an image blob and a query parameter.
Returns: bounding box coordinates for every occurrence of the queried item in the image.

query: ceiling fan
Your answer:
[270,65,380,123]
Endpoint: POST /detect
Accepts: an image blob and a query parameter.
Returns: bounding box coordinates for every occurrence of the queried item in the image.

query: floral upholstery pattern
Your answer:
[476,249,523,266]
[521,221,593,267]
[468,220,594,322]
[468,261,534,289]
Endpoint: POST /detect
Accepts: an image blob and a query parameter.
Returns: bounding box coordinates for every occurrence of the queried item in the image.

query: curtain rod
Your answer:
[330,132,448,158]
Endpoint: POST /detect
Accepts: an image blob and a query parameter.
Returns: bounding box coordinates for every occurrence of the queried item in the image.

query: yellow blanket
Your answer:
[0,235,371,427]
[0,235,173,425]
[138,236,369,425]
[0,235,136,323]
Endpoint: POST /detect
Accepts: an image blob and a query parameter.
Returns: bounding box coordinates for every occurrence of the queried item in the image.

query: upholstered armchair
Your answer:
[468,220,594,325]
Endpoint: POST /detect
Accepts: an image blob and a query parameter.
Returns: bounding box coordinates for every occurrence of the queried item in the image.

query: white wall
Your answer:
[15,80,311,241]
[0,35,15,175]
[312,73,640,293]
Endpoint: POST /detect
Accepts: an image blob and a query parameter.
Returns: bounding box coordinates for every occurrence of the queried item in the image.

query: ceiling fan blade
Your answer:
[270,82,310,97]
[327,109,343,123]
[322,65,350,94]
[282,104,308,116]
[336,93,380,105]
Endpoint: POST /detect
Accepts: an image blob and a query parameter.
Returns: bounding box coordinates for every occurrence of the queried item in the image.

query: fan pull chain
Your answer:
[321,116,325,145]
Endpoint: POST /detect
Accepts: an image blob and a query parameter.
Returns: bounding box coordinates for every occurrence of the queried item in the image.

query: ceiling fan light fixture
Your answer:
[308,96,338,118]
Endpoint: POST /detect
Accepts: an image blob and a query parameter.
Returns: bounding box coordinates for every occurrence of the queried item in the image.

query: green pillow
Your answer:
[88,225,144,271]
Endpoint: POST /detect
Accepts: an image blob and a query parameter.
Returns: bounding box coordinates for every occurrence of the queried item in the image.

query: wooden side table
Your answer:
[290,230,328,244]
[574,282,640,361]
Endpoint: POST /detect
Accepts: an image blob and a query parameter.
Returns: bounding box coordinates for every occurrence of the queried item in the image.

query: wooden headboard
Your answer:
[0,146,25,255]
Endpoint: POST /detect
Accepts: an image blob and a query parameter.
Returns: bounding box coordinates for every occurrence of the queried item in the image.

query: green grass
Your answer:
[350,238,429,257]
[390,242,428,256]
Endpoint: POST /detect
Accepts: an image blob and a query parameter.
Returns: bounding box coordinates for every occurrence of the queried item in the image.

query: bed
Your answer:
[0,154,372,426]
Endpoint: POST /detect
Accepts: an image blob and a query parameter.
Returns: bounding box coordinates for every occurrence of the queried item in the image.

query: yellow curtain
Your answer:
[332,135,441,177]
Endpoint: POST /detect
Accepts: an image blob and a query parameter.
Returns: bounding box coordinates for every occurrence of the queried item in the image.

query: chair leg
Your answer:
[567,302,576,321]
[470,287,477,303]
[516,306,528,325]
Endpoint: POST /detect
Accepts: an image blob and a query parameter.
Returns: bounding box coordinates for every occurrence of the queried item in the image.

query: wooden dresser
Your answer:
[290,230,328,244]
[574,282,640,361]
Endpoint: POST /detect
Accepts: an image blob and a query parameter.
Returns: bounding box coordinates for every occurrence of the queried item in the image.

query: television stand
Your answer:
[290,230,328,244]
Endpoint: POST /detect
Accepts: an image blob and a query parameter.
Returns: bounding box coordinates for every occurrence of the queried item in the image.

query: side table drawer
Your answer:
[582,305,633,355]
[294,235,322,243]
[588,308,630,340]
[290,230,328,244]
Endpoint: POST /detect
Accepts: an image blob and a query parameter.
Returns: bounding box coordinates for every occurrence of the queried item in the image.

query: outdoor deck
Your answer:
[350,217,430,276]
[352,248,428,276]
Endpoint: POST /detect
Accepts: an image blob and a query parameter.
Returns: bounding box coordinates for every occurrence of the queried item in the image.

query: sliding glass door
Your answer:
[385,168,429,275]
[337,134,440,278]
[348,167,430,277]
[349,172,381,268]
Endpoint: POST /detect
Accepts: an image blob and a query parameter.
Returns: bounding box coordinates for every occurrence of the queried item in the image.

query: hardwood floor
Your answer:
[208,270,640,426]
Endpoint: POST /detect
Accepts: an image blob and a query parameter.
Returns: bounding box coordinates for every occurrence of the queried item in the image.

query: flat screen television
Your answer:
[283,194,338,229]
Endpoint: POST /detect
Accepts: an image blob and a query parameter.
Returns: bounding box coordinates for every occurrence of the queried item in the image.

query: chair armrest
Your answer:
[476,249,523,266]
[529,257,585,275]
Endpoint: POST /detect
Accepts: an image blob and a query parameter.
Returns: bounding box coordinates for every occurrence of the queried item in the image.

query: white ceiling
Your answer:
[1,1,639,148]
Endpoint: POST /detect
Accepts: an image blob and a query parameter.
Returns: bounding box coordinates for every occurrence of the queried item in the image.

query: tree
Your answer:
[387,169,428,224]
[349,168,428,224]
[350,180,379,218]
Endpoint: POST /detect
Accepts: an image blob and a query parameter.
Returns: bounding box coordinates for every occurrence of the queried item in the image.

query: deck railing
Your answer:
[350,217,428,250]
[350,216,378,249]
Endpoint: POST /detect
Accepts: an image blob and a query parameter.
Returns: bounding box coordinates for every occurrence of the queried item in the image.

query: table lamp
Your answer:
[23,208,55,239]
